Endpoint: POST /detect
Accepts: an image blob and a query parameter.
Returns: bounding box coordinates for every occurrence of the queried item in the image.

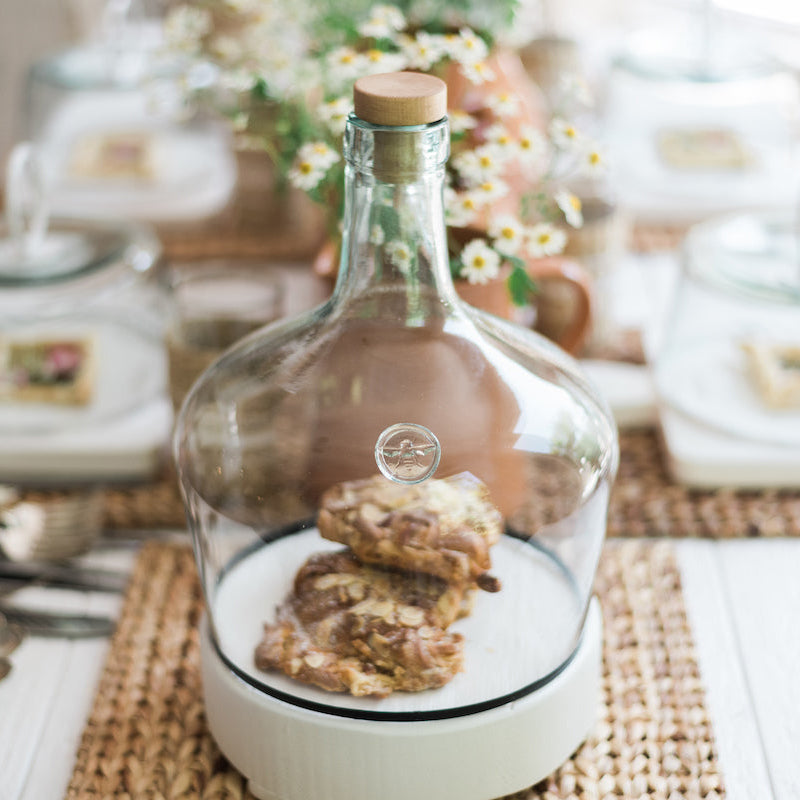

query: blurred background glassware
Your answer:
[0,143,166,440]
[603,0,800,223]
[654,208,800,449]
[166,262,286,412]
[21,0,236,227]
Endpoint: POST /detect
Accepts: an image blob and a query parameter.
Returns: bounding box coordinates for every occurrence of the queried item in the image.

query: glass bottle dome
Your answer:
[175,72,618,800]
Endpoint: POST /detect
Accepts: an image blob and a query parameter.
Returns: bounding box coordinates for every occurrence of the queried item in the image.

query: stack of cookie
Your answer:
[255,472,503,698]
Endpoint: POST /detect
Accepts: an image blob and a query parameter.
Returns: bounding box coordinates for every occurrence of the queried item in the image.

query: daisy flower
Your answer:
[288,160,324,191]
[485,92,519,118]
[385,240,414,273]
[369,224,385,246]
[474,178,509,205]
[526,223,567,257]
[318,97,352,135]
[358,4,406,39]
[448,110,478,135]
[516,125,548,166]
[361,48,408,76]
[327,47,363,83]
[450,28,489,65]
[400,32,445,71]
[555,189,583,228]
[581,142,608,176]
[445,188,481,228]
[488,214,525,256]
[460,60,495,85]
[288,142,339,190]
[298,141,340,171]
[459,239,501,285]
[549,117,582,151]
[483,124,516,160]
[452,145,506,185]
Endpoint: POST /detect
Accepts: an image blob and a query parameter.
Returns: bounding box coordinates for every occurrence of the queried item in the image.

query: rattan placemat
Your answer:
[79,429,799,537]
[65,539,724,799]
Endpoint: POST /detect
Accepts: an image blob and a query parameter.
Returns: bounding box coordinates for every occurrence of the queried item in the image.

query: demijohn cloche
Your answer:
[174,72,618,800]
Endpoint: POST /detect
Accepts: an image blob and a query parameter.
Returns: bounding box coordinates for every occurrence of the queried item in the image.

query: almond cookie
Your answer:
[317,473,502,591]
[255,550,467,697]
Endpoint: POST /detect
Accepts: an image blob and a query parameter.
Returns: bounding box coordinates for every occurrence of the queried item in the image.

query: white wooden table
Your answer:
[1,535,798,800]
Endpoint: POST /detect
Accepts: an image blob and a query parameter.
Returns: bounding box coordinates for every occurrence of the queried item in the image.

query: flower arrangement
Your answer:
[164,0,605,306]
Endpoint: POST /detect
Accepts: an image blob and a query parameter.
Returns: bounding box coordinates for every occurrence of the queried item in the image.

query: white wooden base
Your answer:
[200,598,602,800]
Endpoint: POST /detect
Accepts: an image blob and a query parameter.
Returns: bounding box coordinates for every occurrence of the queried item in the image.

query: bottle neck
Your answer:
[332,115,457,325]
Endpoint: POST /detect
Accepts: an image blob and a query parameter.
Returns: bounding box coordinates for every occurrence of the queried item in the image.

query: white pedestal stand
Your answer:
[201,597,602,800]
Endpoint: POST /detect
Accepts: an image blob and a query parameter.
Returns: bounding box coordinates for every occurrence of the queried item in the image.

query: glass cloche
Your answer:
[175,73,618,800]
[22,2,236,224]
[0,144,165,441]
[654,209,800,482]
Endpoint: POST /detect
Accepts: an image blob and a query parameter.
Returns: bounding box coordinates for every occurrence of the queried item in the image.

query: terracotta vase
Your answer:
[455,257,593,355]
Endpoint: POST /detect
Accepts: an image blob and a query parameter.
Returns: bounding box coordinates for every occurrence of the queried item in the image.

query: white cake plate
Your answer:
[201,597,602,800]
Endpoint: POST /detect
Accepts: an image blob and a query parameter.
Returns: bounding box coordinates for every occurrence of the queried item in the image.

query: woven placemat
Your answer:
[65,539,724,799]
[72,429,799,537]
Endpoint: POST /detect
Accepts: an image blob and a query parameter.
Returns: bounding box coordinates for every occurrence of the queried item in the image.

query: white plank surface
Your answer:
[677,540,776,800]
[1,537,799,799]
[715,540,800,800]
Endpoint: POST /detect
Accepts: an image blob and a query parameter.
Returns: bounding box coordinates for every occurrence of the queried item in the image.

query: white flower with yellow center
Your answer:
[361,48,408,76]
[401,32,445,71]
[555,189,583,228]
[288,142,339,190]
[516,125,547,166]
[385,240,414,273]
[526,223,567,257]
[358,4,406,39]
[488,214,525,256]
[369,224,385,246]
[452,145,506,186]
[459,239,501,285]
[327,47,363,82]
[581,142,607,176]
[318,97,352,135]
[449,28,489,65]
[298,141,340,171]
[445,188,481,227]
[460,60,495,85]
[483,124,516,159]
[209,35,243,65]
[474,177,509,205]
[448,110,478,135]
[549,117,582,151]
[288,159,324,191]
[486,93,519,118]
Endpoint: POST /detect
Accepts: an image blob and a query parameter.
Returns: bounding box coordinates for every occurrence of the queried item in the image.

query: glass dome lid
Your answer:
[174,72,618,800]
[0,143,160,321]
[684,210,800,304]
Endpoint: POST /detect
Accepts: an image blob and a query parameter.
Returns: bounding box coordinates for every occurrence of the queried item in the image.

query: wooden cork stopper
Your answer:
[354,72,447,126]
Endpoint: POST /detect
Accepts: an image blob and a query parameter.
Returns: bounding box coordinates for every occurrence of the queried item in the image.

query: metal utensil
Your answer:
[0,602,115,638]
[0,560,129,593]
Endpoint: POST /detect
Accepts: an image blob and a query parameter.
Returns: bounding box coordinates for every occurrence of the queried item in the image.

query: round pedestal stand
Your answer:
[201,597,602,800]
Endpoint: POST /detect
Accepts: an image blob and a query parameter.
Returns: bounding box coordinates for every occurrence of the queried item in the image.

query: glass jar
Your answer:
[175,73,618,800]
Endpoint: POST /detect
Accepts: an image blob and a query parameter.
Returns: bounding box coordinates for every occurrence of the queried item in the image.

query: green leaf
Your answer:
[373,204,402,242]
[506,264,538,307]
